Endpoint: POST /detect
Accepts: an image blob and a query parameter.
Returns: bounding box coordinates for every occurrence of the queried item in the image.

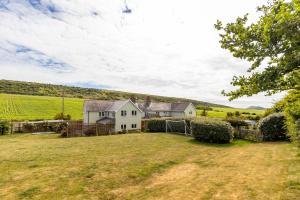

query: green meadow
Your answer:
[197,107,265,118]
[0,93,83,120]
[0,93,264,121]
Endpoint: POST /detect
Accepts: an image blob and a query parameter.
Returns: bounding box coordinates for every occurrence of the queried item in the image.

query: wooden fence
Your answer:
[65,121,115,137]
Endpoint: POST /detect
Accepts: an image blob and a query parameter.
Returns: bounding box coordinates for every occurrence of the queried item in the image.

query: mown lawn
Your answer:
[197,106,265,118]
[0,93,83,120]
[0,133,299,200]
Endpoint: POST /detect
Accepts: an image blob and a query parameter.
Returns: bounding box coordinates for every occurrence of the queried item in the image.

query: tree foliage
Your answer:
[215,0,300,100]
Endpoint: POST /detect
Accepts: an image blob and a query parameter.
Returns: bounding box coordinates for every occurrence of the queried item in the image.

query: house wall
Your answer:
[184,103,197,117]
[115,101,142,132]
[83,111,114,124]
[170,112,185,117]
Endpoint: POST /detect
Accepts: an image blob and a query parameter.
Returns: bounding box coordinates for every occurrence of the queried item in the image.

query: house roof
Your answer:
[84,99,142,112]
[96,117,115,124]
[84,100,128,112]
[138,102,192,112]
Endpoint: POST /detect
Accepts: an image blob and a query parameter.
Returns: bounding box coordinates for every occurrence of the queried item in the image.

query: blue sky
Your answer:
[0,0,284,108]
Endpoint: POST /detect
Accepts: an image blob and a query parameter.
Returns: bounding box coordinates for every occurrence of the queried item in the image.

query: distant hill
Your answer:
[0,79,229,108]
[247,106,266,110]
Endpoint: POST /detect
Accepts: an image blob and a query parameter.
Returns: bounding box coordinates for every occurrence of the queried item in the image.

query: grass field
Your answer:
[197,107,265,118]
[0,93,83,120]
[0,93,265,121]
[0,133,299,199]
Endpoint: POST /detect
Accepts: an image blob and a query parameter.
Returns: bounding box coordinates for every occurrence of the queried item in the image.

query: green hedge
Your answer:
[192,119,234,143]
[0,120,9,135]
[258,113,287,141]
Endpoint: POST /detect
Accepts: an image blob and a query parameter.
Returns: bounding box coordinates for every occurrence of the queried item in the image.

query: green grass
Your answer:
[197,106,265,118]
[0,133,299,199]
[0,93,83,120]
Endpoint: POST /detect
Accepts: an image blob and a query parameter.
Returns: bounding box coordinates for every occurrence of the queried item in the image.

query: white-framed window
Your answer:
[121,110,127,116]
[131,124,137,128]
[121,124,127,130]
[189,111,192,114]
[132,110,137,116]
[99,112,105,117]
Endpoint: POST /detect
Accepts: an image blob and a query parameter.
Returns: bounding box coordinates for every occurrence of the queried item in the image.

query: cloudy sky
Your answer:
[0,0,284,108]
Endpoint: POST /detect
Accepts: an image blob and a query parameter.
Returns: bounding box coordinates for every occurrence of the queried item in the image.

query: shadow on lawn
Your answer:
[187,139,255,148]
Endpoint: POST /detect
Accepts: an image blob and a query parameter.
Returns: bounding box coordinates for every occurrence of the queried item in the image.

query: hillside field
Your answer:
[197,107,265,118]
[0,93,83,120]
[0,133,299,199]
[0,93,265,121]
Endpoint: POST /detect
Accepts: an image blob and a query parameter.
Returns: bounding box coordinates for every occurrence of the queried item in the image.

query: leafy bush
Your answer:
[258,113,287,141]
[147,119,166,132]
[226,112,234,117]
[192,119,234,143]
[23,123,34,133]
[0,120,9,135]
[54,113,71,120]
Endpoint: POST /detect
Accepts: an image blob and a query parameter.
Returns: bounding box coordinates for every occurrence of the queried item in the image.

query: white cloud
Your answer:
[0,0,284,108]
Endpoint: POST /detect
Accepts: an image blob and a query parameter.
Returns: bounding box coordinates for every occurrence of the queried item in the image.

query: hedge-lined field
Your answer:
[197,107,265,118]
[0,94,83,120]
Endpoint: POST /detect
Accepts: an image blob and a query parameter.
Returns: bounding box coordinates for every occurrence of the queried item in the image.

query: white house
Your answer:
[83,99,142,132]
[137,102,196,118]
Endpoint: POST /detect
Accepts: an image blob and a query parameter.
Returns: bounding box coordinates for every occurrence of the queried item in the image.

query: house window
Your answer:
[189,111,192,114]
[131,124,137,128]
[121,124,127,130]
[99,112,105,117]
[132,110,137,116]
[121,110,127,116]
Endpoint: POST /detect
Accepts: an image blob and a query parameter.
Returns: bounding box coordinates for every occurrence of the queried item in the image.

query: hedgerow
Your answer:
[192,119,234,143]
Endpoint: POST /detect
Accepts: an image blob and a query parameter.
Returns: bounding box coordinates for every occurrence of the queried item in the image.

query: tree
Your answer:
[201,109,208,116]
[215,0,300,100]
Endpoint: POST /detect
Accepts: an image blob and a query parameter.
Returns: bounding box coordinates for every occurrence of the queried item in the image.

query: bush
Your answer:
[0,120,9,135]
[192,119,234,143]
[54,113,71,120]
[147,119,166,132]
[258,113,287,141]
[23,123,34,133]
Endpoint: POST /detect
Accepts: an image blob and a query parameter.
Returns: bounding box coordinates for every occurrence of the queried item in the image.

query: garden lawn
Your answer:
[0,133,299,200]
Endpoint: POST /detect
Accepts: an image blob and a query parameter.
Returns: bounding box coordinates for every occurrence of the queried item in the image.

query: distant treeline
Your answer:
[0,79,228,107]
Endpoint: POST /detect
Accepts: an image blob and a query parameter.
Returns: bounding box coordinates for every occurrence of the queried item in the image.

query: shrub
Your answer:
[0,120,9,135]
[53,122,68,133]
[258,113,287,141]
[192,119,234,143]
[226,112,234,117]
[54,113,71,120]
[234,111,240,117]
[23,123,34,133]
[147,119,166,132]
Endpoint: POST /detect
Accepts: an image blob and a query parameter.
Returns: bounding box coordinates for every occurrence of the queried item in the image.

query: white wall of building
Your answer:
[115,101,142,132]
[184,103,197,117]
